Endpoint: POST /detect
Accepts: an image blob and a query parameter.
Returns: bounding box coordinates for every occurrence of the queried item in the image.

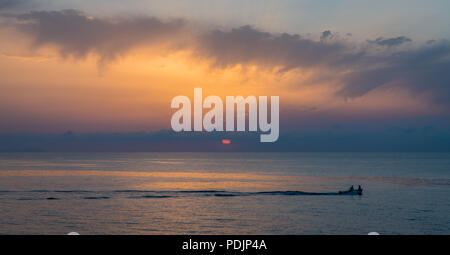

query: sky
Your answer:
[0,0,450,151]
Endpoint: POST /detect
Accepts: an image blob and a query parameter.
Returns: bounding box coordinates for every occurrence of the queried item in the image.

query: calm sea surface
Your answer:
[0,152,449,234]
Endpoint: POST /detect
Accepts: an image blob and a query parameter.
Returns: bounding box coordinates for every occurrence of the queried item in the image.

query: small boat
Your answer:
[338,189,362,195]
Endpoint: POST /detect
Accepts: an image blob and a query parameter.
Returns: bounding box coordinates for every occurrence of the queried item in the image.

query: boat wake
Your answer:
[0,189,363,200]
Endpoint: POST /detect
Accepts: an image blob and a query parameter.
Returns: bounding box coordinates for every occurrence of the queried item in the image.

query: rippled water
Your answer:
[0,152,449,234]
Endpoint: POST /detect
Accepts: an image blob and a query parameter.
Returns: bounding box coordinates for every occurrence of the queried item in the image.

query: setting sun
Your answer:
[222,139,231,144]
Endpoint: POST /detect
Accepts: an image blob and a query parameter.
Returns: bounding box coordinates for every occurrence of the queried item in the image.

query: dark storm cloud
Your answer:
[0,0,22,9]
[14,9,186,64]
[337,40,450,101]
[320,30,333,41]
[367,36,412,47]
[196,25,346,70]
[0,0,32,11]
[8,9,450,104]
[197,26,450,104]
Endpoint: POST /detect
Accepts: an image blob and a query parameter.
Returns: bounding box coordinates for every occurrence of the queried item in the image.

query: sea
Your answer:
[0,152,449,234]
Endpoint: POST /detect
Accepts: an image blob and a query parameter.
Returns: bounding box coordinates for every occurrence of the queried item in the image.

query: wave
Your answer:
[54,190,91,193]
[214,193,238,197]
[83,196,110,200]
[255,191,338,196]
[175,190,226,193]
[114,190,155,193]
[211,191,340,197]
[114,189,226,194]
[26,190,92,193]
[127,195,172,199]
[16,197,60,200]
[6,189,348,200]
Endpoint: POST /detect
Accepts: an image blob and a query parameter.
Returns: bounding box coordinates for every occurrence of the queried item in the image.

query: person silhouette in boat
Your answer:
[357,185,362,192]
[348,185,354,192]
